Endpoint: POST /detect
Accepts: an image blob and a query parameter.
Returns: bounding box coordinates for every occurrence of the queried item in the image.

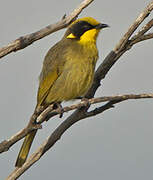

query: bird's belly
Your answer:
[46,61,94,103]
[64,64,94,100]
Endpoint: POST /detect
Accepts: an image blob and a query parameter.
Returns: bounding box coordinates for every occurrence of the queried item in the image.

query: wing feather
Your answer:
[36,40,67,107]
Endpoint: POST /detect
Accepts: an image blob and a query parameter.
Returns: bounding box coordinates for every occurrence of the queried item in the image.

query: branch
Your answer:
[1,93,153,154]
[114,1,153,53]
[4,1,153,179]
[0,0,93,59]
[6,93,153,179]
[130,33,153,44]
[86,1,153,99]
[131,18,153,39]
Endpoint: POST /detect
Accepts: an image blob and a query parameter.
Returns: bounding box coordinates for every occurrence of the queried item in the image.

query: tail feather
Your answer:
[15,130,37,167]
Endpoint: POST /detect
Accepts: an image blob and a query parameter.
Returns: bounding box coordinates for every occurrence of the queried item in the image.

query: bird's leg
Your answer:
[53,102,64,118]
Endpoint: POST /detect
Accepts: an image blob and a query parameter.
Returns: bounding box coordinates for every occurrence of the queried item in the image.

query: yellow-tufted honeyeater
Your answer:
[15,17,109,167]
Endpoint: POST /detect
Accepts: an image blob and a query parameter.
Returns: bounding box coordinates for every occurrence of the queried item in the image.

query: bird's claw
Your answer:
[53,103,64,118]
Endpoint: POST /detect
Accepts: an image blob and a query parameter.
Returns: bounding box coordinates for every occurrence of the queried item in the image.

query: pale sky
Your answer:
[0,0,153,180]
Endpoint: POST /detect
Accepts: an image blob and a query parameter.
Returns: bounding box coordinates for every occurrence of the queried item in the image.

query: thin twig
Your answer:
[1,93,153,154]
[4,1,153,179]
[6,93,153,180]
[130,33,153,44]
[0,0,94,59]
[114,1,153,53]
[131,19,153,39]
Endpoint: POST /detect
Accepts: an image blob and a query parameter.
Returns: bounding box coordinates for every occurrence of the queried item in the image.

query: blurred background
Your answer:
[0,0,153,179]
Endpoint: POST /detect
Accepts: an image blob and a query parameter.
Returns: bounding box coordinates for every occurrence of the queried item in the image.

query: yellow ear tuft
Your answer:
[67,33,76,39]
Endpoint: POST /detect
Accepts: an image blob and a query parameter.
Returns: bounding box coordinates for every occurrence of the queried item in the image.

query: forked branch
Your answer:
[2,1,153,179]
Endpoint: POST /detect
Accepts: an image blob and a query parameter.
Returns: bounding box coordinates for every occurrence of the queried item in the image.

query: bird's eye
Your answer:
[83,25,89,28]
[83,24,93,30]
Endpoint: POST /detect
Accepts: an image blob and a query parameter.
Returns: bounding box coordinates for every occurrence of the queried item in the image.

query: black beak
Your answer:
[96,23,109,29]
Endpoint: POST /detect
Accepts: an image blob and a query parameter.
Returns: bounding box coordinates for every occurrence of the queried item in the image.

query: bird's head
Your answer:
[64,17,109,43]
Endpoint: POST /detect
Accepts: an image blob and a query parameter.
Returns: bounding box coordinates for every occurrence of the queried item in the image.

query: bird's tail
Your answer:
[15,130,37,167]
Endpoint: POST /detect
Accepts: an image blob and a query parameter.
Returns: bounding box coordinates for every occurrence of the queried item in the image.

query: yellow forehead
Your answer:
[70,17,100,27]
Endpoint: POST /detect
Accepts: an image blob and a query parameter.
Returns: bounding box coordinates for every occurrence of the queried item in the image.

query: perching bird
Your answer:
[15,17,109,167]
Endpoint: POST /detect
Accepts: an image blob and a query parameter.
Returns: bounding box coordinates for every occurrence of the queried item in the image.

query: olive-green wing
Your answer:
[36,40,66,107]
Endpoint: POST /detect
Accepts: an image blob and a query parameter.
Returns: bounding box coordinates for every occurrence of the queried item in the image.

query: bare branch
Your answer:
[86,3,153,98]
[85,92,153,118]
[131,18,153,39]
[0,0,94,59]
[131,33,153,44]
[3,1,153,179]
[6,93,153,179]
[112,31,153,62]
[114,1,153,53]
[84,101,120,118]
[1,93,153,154]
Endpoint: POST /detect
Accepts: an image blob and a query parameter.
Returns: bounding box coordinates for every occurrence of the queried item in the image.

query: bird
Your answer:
[15,17,109,167]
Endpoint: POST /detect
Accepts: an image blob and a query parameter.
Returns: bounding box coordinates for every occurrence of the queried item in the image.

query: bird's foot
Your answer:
[53,103,64,118]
